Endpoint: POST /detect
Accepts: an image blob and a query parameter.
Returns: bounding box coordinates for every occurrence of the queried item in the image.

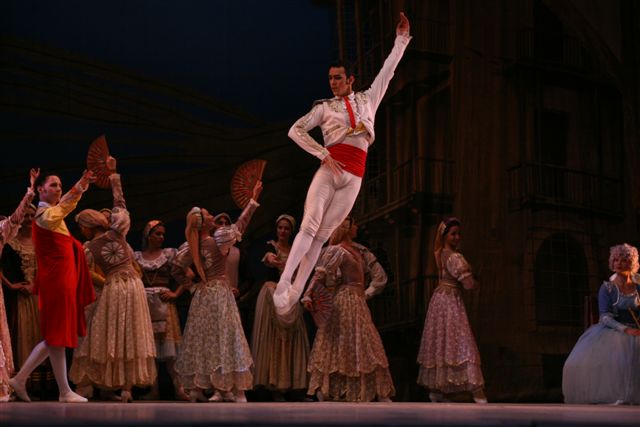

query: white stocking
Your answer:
[12,340,48,384]
[273,231,314,311]
[48,346,73,396]
[289,236,324,304]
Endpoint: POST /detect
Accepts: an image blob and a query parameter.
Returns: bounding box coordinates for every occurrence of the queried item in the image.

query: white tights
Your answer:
[13,340,73,396]
[273,165,361,315]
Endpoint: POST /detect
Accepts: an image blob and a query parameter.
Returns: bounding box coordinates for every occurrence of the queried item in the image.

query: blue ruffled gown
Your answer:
[562,279,640,404]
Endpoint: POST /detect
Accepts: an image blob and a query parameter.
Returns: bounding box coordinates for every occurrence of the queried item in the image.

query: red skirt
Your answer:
[32,224,94,348]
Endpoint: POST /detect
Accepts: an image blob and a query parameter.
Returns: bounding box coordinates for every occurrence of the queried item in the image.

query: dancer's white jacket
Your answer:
[288,33,412,159]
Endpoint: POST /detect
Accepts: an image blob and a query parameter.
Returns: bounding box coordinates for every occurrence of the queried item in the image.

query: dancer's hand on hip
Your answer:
[321,155,344,176]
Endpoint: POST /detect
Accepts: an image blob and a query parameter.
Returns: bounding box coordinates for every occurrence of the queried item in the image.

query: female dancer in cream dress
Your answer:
[252,214,309,400]
[173,181,262,403]
[69,157,156,402]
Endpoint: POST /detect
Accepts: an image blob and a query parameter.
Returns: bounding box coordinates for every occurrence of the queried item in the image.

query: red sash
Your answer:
[33,223,95,348]
[327,143,367,177]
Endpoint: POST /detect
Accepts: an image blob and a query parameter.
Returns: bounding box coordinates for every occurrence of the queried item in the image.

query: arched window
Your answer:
[534,233,589,325]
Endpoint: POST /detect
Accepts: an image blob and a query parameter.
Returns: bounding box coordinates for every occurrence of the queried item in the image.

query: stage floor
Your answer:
[1,402,638,427]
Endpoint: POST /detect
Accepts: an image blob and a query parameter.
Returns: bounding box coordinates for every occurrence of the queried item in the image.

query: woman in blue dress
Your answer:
[562,243,640,405]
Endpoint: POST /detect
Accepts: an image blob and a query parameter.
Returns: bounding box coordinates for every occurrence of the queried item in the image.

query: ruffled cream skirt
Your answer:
[70,272,157,389]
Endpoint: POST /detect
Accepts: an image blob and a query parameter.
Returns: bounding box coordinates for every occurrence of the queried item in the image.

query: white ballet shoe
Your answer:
[59,391,88,403]
[208,390,223,402]
[8,377,31,402]
[472,389,488,404]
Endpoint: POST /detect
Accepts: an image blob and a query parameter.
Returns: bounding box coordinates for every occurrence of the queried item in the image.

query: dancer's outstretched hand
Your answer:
[29,168,40,190]
[396,12,410,37]
[321,155,345,176]
[79,169,97,188]
[106,156,117,173]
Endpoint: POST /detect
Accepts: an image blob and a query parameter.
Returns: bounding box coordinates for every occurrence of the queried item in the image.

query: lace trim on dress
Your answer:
[134,248,176,270]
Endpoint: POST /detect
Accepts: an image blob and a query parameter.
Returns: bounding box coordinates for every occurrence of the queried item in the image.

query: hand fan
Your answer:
[231,159,266,208]
[308,283,335,328]
[86,135,112,189]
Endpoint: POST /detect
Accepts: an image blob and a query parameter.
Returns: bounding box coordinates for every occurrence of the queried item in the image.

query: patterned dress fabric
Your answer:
[417,249,484,393]
[306,244,395,402]
[172,202,257,392]
[69,174,156,390]
[252,241,309,391]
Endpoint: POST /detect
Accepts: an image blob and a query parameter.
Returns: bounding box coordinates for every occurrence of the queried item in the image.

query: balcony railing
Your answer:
[515,28,591,72]
[352,157,454,221]
[508,163,623,217]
